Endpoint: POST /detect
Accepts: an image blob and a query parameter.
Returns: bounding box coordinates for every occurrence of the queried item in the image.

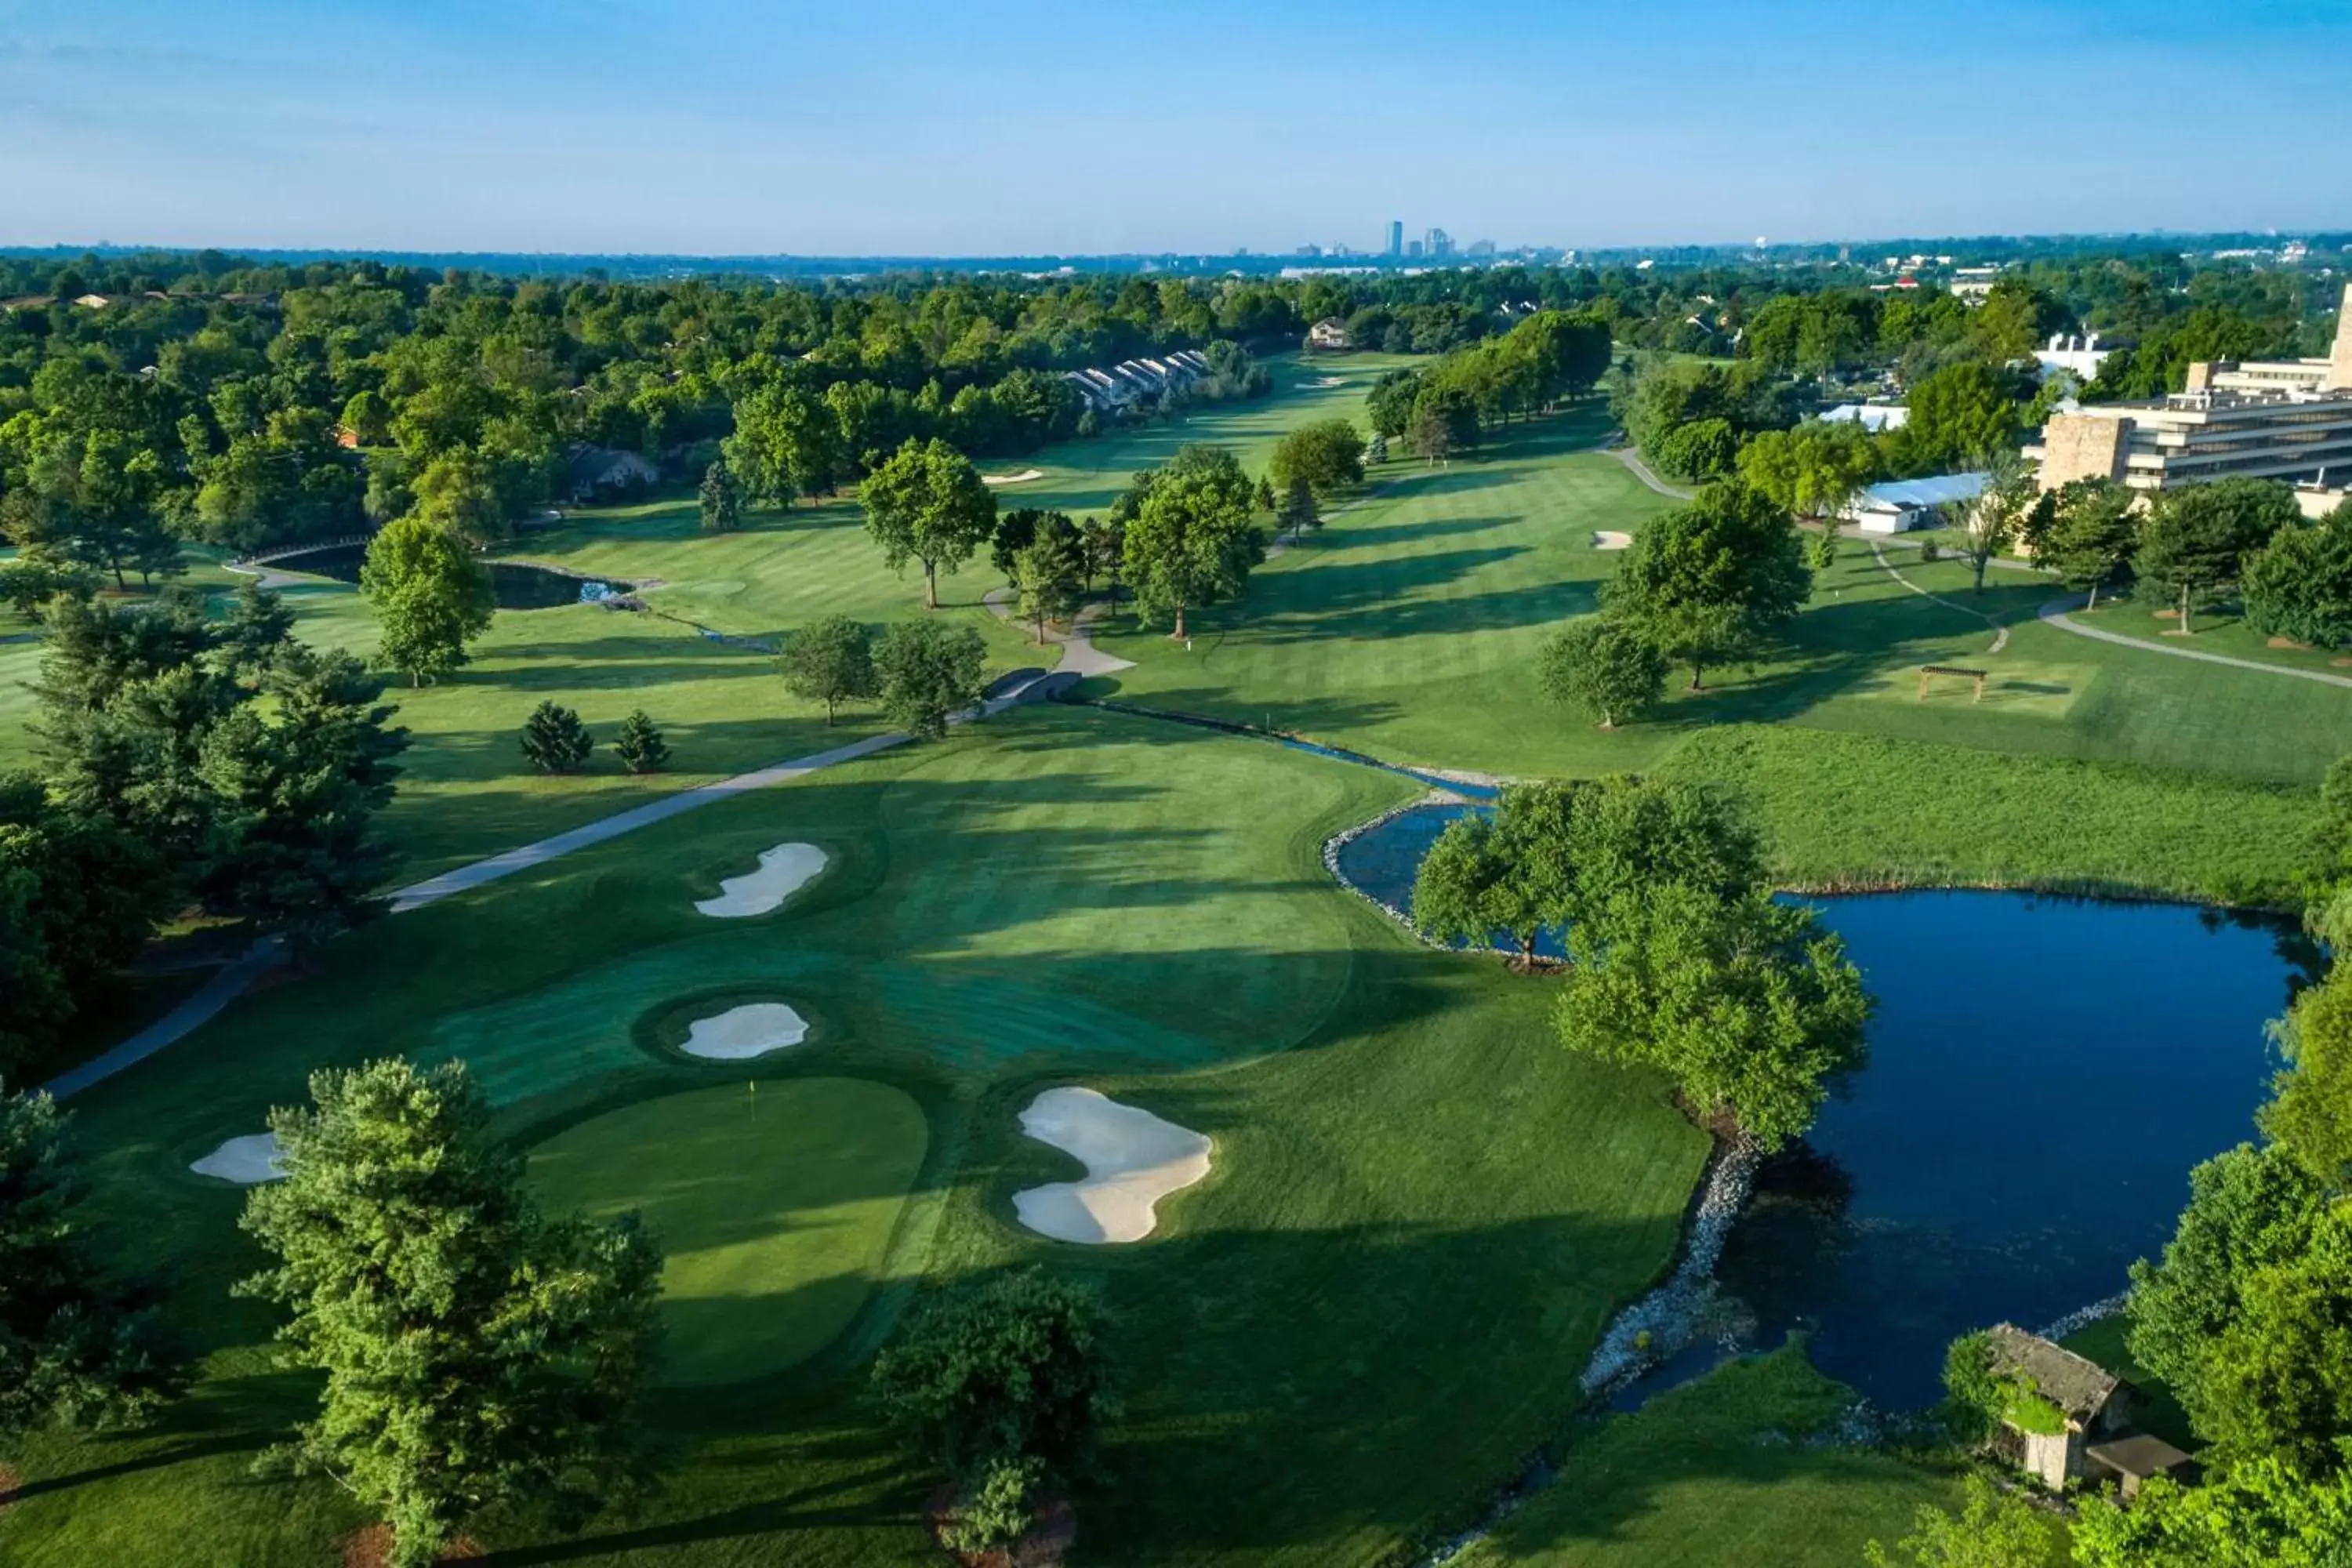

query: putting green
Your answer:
[526,1079,927,1385]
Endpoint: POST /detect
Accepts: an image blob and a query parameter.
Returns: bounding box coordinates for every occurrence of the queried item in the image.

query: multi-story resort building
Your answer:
[2031,284,2352,516]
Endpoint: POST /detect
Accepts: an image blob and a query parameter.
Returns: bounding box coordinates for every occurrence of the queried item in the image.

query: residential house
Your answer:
[561,444,659,503]
[1307,318,1352,351]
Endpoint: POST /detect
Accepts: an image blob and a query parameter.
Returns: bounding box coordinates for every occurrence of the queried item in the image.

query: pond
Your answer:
[260,544,626,610]
[1335,802,2312,1409]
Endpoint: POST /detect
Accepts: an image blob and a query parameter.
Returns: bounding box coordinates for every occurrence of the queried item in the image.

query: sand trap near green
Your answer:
[683,1001,810,1059]
[695,842,829,917]
[528,1079,927,1385]
[1014,1087,1211,1244]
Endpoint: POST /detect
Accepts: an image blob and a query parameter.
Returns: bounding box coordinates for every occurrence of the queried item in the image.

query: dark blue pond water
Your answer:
[1338,803,2313,1408]
[266,545,622,610]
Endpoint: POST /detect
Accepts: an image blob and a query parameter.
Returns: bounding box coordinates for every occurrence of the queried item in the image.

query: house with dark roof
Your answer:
[562,444,659,503]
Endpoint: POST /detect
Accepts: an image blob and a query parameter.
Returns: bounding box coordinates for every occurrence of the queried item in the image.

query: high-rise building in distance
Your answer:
[1386,220,1403,256]
[1425,227,1453,259]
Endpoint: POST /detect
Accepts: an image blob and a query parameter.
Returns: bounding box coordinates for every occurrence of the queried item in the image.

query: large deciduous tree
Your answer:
[1603,481,1812,690]
[2126,1140,2330,1460]
[862,437,996,610]
[1411,784,1581,968]
[1735,419,1878,521]
[358,516,495,686]
[1536,616,1667,729]
[1889,361,2020,474]
[780,614,878,724]
[0,1084,181,1438]
[875,619,987,739]
[1557,879,1870,1149]
[2243,500,2352,650]
[2072,1457,2352,1568]
[2135,477,2301,633]
[1120,445,1264,640]
[724,382,839,506]
[238,1059,663,1568]
[1268,419,1366,499]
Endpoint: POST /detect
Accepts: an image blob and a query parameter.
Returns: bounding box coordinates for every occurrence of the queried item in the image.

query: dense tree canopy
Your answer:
[2244,501,2352,649]
[0,1085,181,1437]
[1602,481,1812,689]
[2136,477,2303,633]
[1119,445,1264,639]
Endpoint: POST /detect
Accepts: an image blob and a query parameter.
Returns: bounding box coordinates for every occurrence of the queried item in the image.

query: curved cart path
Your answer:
[2038,597,2352,689]
[1868,539,2011,654]
[42,676,1061,1100]
[1602,446,1695,500]
[982,588,1137,676]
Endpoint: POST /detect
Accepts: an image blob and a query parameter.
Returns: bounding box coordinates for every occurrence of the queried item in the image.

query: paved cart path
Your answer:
[42,677,1058,1099]
[2038,597,2352,689]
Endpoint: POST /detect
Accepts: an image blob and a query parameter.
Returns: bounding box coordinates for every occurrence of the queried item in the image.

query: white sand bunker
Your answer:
[681,1002,810,1060]
[191,1132,285,1184]
[1592,530,1633,550]
[982,468,1044,486]
[1314,376,1346,387]
[695,843,828,918]
[1012,1087,1210,1244]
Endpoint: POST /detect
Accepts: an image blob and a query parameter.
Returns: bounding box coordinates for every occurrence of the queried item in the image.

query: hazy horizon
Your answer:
[5,0,2350,256]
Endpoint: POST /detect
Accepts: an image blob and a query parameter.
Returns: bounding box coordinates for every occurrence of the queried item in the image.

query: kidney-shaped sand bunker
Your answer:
[1013,1087,1211,1245]
[695,843,829,918]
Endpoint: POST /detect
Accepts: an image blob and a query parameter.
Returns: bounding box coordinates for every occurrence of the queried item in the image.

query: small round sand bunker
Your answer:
[1592,530,1633,550]
[191,1132,285,1184]
[695,843,828,918]
[1013,1087,1210,1244]
[682,1003,810,1060]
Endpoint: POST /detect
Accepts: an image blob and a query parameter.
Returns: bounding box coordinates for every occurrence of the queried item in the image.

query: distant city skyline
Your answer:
[3,0,2348,255]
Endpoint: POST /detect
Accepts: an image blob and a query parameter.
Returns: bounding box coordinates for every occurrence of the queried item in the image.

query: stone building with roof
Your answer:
[1982,1324,2196,1495]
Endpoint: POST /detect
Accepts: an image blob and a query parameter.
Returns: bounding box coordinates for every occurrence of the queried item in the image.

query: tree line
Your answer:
[1,579,407,1083]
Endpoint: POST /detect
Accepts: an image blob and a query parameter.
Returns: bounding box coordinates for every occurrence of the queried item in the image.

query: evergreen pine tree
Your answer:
[699,460,742,534]
[612,710,669,774]
[520,701,593,774]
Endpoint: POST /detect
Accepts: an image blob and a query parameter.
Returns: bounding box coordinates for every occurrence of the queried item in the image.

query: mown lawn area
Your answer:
[0,704,1705,1566]
[1463,1346,1988,1568]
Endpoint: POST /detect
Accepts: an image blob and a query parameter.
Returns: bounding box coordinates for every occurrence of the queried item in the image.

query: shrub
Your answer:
[520,701,592,774]
[611,710,668,774]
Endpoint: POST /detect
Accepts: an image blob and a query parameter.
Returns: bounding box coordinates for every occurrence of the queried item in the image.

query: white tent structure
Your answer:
[1842,472,1987,533]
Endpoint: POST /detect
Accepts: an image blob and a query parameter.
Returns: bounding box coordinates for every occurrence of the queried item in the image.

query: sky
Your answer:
[3,0,2350,257]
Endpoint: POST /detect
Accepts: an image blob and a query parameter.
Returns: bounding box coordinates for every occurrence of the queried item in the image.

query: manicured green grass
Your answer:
[2,705,1706,1566]
[528,1080,930,1386]
[1463,1345,1976,1568]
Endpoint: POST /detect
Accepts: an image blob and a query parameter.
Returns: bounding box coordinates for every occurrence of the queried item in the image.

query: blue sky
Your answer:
[3,0,2348,256]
